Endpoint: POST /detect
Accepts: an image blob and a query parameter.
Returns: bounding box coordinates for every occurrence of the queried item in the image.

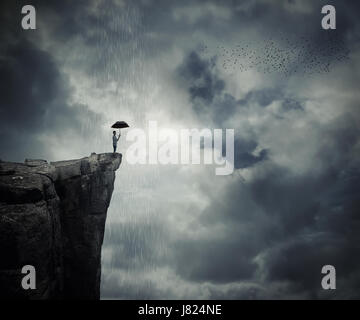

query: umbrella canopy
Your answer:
[111,121,129,129]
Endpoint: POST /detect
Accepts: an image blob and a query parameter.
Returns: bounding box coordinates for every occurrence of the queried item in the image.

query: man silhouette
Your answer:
[112,130,120,153]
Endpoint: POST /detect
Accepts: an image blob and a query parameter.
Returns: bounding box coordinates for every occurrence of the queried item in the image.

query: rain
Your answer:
[1,0,359,299]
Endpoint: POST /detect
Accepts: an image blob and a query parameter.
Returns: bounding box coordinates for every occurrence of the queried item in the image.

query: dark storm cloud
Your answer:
[238,88,282,107]
[110,0,360,299]
[135,0,358,61]
[176,112,359,297]
[0,0,117,41]
[1,0,360,300]
[171,24,360,295]
[264,234,356,297]
[281,98,304,111]
[0,0,145,84]
[177,51,225,107]
[0,40,70,130]
[39,0,145,82]
[237,87,305,116]
[172,236,258,283]
[264,115,360,297]
[262,151,360,298]
[167,134,360,298]
[177,51,271,169]
[234,139,268,169]
[0,2,102,161]
[177,50,303,116]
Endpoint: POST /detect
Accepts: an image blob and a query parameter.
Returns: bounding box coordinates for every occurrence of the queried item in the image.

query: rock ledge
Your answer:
[0,153,121,299]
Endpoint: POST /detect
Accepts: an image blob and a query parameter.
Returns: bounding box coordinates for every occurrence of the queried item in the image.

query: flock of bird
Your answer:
[200,33,350,76]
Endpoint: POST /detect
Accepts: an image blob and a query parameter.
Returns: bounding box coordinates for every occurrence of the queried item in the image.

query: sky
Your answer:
[1,0,360,299]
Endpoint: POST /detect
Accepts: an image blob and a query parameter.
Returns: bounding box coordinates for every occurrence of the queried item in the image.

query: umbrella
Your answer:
[111,121,129,129]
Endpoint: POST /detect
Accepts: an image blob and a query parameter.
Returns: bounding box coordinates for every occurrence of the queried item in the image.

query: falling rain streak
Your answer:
[85,3,166,299]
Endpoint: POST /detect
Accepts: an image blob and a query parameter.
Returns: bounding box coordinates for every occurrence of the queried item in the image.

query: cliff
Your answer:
[0,153,121,299]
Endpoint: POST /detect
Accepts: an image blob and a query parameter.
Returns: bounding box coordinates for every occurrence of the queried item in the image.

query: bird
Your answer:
[210,31,349,77]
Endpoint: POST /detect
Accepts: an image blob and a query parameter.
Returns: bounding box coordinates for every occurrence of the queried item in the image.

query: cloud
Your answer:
[177,51,225,113]
[238,88,282,107]
[0,8,103,161]
[177,51,270,169]
[1,0,360,300]
[0,3,105,161]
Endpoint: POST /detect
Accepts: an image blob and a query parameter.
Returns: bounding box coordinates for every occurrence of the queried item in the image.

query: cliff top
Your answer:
[0,152,122,299]
[0,153,122,205]
[0,152,121,178]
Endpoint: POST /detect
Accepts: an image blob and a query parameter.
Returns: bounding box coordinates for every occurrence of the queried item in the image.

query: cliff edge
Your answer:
[0,153,121,299]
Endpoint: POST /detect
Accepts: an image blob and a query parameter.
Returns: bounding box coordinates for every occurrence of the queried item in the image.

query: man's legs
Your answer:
[113,145,116,153]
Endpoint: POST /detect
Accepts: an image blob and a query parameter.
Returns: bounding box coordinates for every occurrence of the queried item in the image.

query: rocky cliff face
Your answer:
[0,153,121,299]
